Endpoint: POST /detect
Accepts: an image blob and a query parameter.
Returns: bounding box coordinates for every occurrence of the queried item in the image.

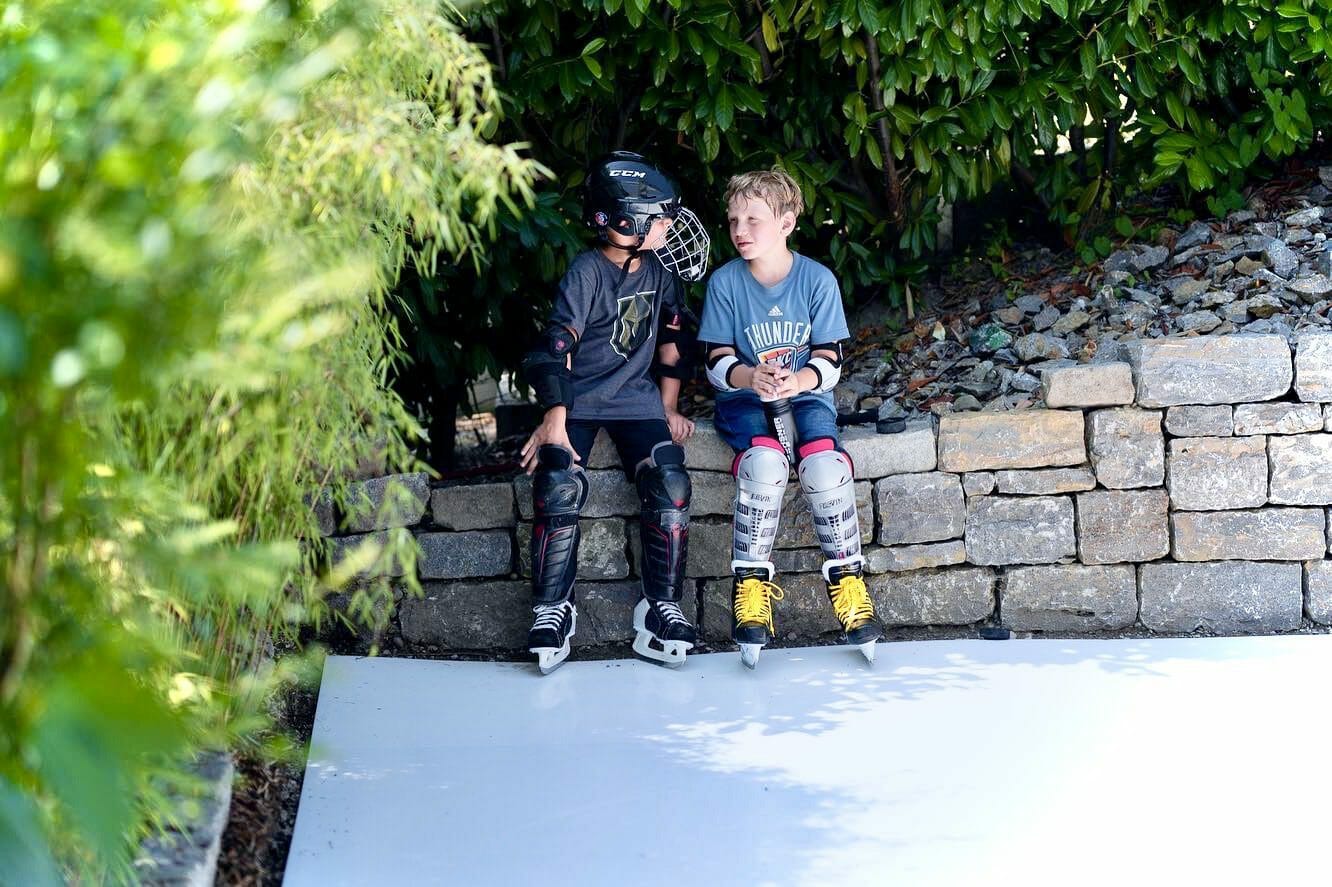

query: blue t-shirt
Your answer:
[697,253,849,413]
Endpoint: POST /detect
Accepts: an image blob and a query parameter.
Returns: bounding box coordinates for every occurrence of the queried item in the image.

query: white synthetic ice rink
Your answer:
[285,637,1332,887]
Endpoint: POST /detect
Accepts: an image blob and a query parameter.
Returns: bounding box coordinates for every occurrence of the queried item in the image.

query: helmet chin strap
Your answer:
[602,232,644,289]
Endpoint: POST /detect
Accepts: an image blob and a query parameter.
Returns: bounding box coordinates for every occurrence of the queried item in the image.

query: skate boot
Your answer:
[632,598,696,668]
[528,599,577,675]
[731,561,784,669]
[823,559,882,663]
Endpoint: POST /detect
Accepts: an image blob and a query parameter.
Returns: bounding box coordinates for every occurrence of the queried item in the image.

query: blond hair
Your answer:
[724,167,804,220]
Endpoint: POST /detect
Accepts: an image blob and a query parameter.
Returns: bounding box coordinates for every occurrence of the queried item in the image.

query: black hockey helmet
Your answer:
[583,151,682,238]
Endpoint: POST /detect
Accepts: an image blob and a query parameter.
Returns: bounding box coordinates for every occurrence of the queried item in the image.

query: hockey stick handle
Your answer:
[762,397,799,464]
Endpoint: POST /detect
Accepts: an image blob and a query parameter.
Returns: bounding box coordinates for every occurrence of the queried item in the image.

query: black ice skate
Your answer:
[528,600,577,675]
[632,599,696,668]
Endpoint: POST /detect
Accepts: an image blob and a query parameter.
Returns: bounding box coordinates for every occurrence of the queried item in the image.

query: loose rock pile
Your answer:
[837,167,1332,427]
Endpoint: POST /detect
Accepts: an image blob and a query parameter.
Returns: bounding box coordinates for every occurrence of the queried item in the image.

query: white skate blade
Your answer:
[632,633,691,668]
[739,643,762,669]
[632,599,691,668]
[531,610,576,675]
[533,642,570,675]
[858,640,877,664]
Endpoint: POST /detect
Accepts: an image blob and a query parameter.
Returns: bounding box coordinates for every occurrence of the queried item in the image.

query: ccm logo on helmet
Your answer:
[608,170,647,178]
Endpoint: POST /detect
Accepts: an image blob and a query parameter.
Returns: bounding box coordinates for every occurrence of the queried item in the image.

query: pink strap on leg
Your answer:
[733,436,787,476]
[797,438,836,459]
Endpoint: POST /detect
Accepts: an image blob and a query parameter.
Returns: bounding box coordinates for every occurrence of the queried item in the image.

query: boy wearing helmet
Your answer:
[519,152,711,674]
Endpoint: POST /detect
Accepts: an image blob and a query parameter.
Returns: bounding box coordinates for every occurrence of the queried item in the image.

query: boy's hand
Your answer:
[750,363,791,400]
[664,408,695,444]
[770,370,802,400]
[520,411,579,475]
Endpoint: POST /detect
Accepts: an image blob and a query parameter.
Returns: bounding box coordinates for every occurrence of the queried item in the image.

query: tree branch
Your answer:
[489,19,507,82]
[865,32,904,230]
[1011,159,1052,214]
[748,1,775,80]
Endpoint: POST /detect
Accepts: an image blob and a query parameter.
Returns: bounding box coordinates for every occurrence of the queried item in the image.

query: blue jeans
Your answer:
[713,394,840,453]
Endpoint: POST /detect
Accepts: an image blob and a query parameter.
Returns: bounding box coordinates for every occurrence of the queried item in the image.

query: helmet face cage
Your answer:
[652,207,710,282]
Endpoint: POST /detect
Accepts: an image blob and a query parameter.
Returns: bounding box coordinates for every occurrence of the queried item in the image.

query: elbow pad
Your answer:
[654,309,697,381]
[655,359,694,381]
[658,308,695,348]
[706,352,741,392]
[522,325,578,409]
[806,356,841,394]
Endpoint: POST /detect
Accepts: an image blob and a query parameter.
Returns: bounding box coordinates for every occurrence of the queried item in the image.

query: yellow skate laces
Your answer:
[827,574,876,630]
[733,578,784,633]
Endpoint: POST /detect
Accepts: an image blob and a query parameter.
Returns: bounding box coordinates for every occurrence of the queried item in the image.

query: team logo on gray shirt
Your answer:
[611,291,654,358]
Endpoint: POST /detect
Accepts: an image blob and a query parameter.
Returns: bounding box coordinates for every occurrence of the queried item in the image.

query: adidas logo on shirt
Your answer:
[768,305,783,317]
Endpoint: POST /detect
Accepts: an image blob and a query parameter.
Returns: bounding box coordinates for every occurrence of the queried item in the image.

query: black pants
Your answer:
[566,417,674,480]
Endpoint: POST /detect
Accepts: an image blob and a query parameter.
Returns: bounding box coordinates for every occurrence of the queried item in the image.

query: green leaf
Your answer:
[33,665,184,862]
[1080,42,1096,81]
[702,40,719,69]
[762,14,780,53]
[581,38,607,56]
[845,124,863,156]
[0,778,62,887]
[912,138,932,174]
[1185,156,1213,190]
[701,125,720,161]
[715,87,733,129]
[1158,133,1198,152]
[866,136,884,169]
[859,0,881,32]
[0,308,28,377]
[1177,48,1201,86]
[1165,92,1186,129]
[582,55,602,78]
[732,83,764,113]
[1048,0,1069,18]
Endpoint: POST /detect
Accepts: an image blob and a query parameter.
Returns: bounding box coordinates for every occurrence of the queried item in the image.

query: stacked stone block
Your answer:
[315,332,1332,653]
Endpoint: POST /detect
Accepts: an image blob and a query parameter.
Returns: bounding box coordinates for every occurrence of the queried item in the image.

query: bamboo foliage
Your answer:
[0,0,540,881]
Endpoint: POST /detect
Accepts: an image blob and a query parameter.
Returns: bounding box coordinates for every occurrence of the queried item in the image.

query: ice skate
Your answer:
[528,600,576,675]
[632,598,695,668]
[823,559,882,663]
[731,561,783,669]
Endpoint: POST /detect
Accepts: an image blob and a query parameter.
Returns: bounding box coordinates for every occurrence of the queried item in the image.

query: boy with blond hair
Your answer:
[698,167,882,667]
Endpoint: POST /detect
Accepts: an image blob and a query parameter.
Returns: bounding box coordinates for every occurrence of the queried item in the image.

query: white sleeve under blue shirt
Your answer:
[697,253,849,414]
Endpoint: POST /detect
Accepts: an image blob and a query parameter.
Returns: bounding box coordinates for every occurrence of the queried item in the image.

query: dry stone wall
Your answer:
[316,332,1332,653]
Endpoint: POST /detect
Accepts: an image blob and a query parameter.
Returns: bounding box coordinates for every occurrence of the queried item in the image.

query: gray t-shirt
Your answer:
[697,253,849,413]
[549,249,682,421]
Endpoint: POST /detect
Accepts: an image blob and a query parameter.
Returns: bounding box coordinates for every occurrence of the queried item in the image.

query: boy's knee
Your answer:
[636,441,691,508]
[733,437,790,487]
[533,445,588,516]
[796,437,854,491]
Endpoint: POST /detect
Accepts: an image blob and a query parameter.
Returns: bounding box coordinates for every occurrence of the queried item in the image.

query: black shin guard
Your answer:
[531,445,588,604]
[635,442,691,603]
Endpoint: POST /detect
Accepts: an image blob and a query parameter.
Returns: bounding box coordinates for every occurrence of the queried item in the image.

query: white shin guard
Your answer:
[797,442,862,563]
[732,443,788,564]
